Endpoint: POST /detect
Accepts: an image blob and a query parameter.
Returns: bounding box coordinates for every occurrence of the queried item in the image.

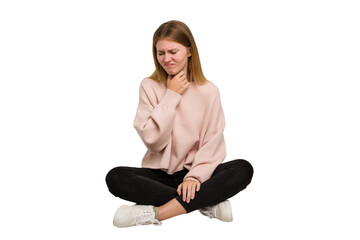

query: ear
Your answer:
[187,47,192,57]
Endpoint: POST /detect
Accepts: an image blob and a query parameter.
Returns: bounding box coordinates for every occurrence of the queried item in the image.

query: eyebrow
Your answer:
[157,49,179,52]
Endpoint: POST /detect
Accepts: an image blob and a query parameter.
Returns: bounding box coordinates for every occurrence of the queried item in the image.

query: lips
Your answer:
[165,63,175,68]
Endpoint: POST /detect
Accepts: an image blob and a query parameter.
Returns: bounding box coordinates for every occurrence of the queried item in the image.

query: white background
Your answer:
[1,0,359,239]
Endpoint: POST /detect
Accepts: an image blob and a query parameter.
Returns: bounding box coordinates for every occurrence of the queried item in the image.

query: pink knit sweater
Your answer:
[133,78,226,183]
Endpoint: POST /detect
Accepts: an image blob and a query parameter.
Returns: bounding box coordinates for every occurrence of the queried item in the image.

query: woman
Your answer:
[105,20,254,228]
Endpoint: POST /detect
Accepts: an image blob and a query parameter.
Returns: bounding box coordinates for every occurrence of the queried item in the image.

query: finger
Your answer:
[182,184,188,202]
[190,184,196,200]
[177,184,182,195]
[178,87,186,95]
[186,185,193,203]
[196,182,201,192]
[177,72,187,82]
[167,74,174,81]
[180,78,188,84]
[180,81,190,90]
[173,71,183,80]
[181,82,190,93]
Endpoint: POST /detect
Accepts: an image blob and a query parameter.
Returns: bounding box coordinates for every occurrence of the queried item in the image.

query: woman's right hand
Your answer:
[167,71,190,95]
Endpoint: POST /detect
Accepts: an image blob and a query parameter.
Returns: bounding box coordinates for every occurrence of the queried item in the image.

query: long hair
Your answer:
[149,20,208,85]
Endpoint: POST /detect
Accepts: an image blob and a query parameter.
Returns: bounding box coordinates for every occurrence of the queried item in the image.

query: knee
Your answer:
[236,159,253,175]
[231,159,254,186]
[105,167,132,195]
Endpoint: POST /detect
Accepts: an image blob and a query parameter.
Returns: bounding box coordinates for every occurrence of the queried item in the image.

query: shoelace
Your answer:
[132,212,161,226]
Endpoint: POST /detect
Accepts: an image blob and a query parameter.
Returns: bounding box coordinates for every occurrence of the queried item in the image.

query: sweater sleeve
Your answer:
[133,79,182,152]
[184,89,226,183]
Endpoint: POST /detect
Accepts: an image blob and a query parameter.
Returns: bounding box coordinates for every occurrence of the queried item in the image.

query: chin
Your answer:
[164,66,184,76]
[166,70,178,76]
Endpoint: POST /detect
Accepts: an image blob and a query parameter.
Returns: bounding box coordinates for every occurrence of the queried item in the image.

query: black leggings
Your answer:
[105,159,254,213]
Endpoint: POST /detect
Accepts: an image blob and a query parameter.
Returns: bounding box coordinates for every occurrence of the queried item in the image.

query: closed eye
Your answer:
[157,50,178,55]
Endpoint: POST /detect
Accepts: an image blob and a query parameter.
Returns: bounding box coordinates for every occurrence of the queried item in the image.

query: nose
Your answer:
[164,53,171,63]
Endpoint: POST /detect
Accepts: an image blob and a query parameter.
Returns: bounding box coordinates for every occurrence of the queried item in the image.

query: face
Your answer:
[156,39,191,76]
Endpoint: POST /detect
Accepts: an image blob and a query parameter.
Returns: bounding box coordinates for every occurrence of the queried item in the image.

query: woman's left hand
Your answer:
[177,179,201,203]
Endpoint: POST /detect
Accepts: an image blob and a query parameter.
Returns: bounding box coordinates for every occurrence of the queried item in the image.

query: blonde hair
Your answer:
[149,20,208,85]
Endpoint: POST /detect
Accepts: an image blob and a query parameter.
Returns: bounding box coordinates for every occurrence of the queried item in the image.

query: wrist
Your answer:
[184,177,200,183]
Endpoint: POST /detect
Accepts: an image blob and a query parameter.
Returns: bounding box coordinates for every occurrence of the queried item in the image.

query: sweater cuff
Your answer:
[184,176,201,184]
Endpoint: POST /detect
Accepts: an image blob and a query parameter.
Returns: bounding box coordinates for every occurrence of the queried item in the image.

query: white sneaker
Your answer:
[113,205,161,228]
[199,200,233,222]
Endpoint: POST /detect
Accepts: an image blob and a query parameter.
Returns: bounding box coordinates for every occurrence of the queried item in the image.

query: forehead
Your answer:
[156,39,185,50]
